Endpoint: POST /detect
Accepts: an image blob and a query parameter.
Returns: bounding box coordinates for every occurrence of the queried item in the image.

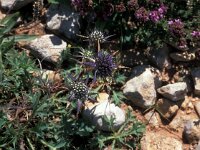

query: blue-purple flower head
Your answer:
[67,74,96,115]
[84,51,116,79]
[69,81,89,101]
[68,80,89,115]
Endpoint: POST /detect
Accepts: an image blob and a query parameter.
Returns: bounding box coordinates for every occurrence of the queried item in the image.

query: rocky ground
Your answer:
[0,0,200,150]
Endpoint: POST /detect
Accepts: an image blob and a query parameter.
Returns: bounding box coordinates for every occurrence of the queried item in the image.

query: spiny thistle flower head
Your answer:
[89,30,105,43]
[67,73,96,115]
[84,51,116,79]
[78,48,95,61]
[69,81,89,101]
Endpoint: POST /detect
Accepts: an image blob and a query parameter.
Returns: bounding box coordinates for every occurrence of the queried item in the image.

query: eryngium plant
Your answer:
[84,51,116,80]
[67,74,96,114]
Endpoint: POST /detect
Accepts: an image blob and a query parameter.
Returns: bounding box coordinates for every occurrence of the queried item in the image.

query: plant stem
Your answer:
[97,39,100,52]
[0,50,3,81]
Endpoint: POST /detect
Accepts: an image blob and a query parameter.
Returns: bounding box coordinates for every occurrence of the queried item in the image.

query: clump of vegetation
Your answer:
[1,0,199,149]
[0,6,145,150]
[70,0,199,49]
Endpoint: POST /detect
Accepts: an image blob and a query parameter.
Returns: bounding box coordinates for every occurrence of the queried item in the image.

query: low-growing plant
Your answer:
[0,11,145,150]
[70,0,199,49]
[90,109,145,149]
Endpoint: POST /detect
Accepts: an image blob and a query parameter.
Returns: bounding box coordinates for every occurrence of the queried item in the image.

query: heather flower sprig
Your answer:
[191,31,200,39]
[127,0,139,11]
[149,4,168,23]
[135,7,149,22]
[167,19,189,49]
[190,30,200,47]
[115,2,126,13]
[168,19,185,38]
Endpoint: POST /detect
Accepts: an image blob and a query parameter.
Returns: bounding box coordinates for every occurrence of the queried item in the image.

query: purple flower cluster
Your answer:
[102,3,114,19]
[168,19,185,37]
[71,0,91,16]
[178,38,187,49]
[115,2,126,13]
[127,0,139,10]
[135,7,149,22]
[71,0,82,10]
[149,4,168,23]
[191,31,200,39]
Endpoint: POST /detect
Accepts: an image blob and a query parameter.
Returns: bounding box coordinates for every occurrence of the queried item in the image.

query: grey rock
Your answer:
[144,111,161,127]
[169,110,199,131]
[170,52,196,62]
[1,0,34,10]
[196,141,200,150]
[157,98,179,119]
[157,82,187,101]
[46,4,80,40]
[194,101,200,118]
[123,66,162,109]
[83,100,125,131]
[191,68,200,96]
[26,34,66,64]
[148,44,171,69]
[184,119,200,144]
[141,131,183,150]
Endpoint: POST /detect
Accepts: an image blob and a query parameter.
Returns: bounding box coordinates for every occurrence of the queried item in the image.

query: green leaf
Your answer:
[3,35,38,42]
[115,74,126,84]
[112,91,125,105]
[0,12,20,37]
[47,0,68,4]
[0,118,7,128]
